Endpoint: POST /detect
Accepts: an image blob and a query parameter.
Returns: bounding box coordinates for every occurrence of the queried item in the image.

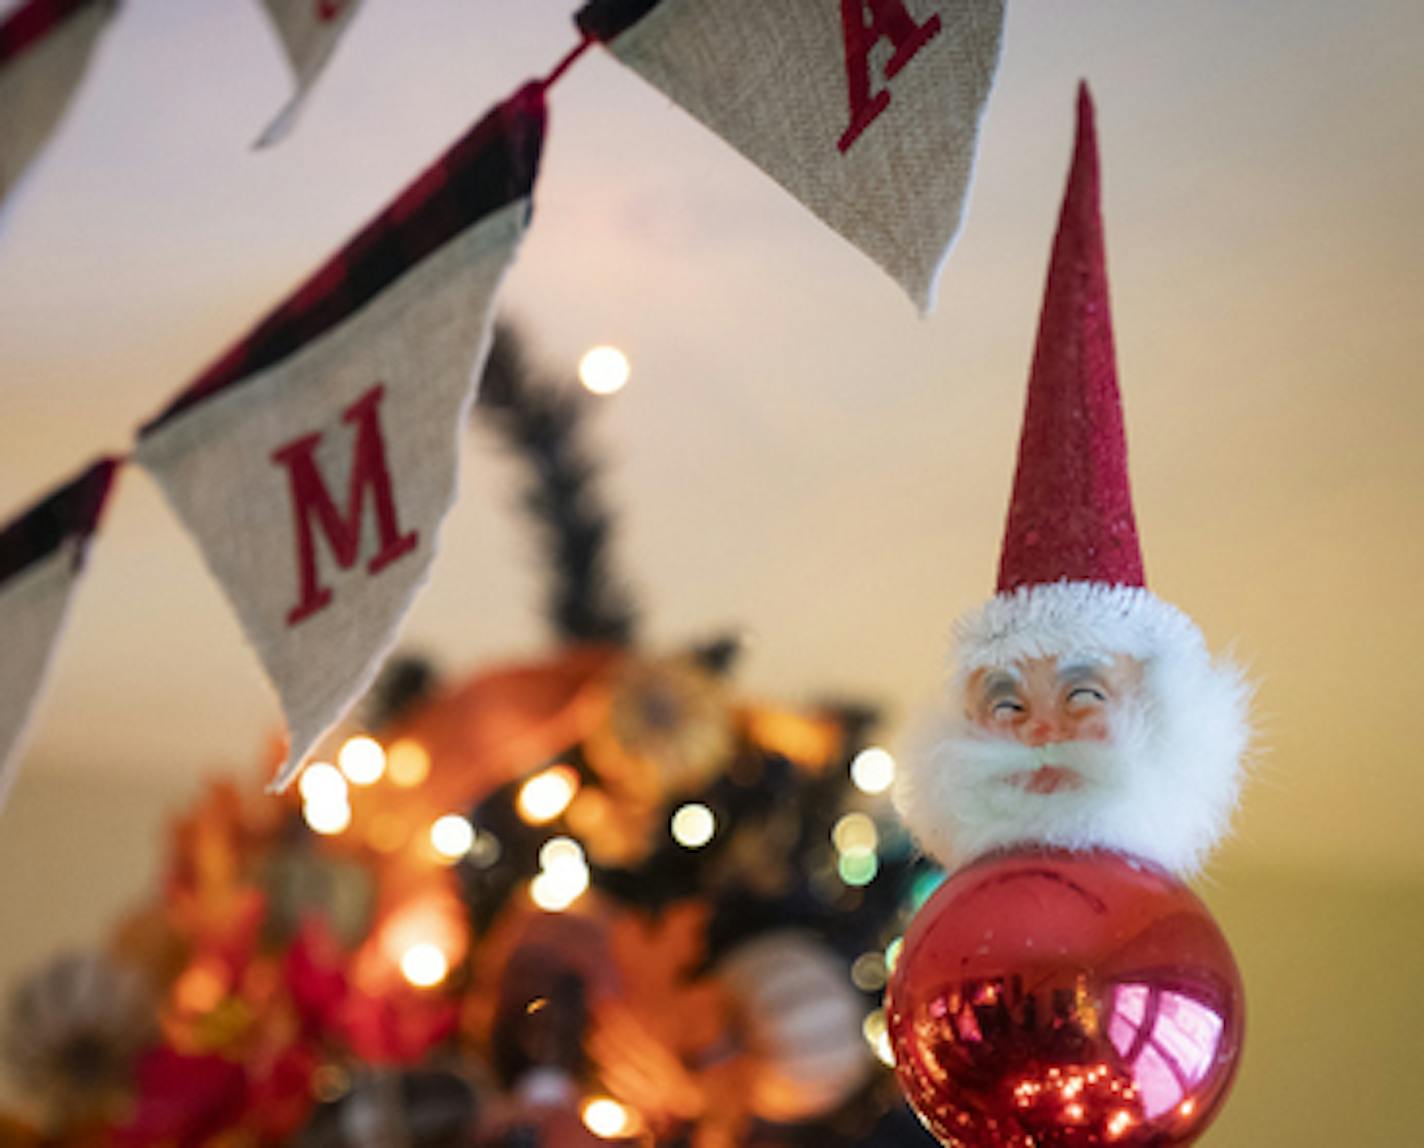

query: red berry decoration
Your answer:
[887,850,1243,1147]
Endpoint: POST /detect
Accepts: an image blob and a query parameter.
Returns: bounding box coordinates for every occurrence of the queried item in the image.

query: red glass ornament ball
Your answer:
[887,849,1243,1147]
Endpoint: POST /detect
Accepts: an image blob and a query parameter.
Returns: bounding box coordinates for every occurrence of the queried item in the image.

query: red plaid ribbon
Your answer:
[141,82,546,435]
[0,458,118,584]
[0,0,108,66]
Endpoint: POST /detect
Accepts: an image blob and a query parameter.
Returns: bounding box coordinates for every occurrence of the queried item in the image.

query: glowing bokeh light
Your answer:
[298,761,346,805]
[517,765,580,824]
[581,1096,636,1139]
[670,803,716,849]
[851,951,888,992]
[539,836,585,874]
[468,830,502,869]
[850,746,896,794]
[399,943,449,988]
[832,812,878,855]
[530,862,590,912]
[578,345,630,395]
[338,736,386,786]
[386,739,431,788]
[430,814,475,859]
[861,1009,895,1065]
[303,797,352,836]
[839,850,879,886]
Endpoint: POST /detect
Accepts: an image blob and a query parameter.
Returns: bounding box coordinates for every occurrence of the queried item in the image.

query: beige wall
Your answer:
[2,764,1420,1144]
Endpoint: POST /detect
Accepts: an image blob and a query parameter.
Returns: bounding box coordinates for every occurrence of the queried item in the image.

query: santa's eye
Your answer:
[1066,685,1107,707]
[991,699,1025,718]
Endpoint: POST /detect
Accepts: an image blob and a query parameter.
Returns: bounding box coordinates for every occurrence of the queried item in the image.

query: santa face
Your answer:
[895,614,1248,878]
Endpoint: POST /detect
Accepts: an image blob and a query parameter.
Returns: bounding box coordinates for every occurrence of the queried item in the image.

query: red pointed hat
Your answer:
[955,85,1206,669]
[998,84,1142,593]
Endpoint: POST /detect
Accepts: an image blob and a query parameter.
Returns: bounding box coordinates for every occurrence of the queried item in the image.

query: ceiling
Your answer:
[1,0,1421,881]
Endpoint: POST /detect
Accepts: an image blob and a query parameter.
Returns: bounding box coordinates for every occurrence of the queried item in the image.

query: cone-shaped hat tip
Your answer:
[995,83,1145,595]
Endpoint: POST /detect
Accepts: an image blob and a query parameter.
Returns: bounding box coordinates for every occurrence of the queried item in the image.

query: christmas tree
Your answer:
[1,325,940,1148]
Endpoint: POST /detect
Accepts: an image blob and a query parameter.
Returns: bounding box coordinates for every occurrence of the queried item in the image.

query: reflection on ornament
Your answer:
[850,746,896,794]
[887,850,1243,1147]
[517,765,580,825]
[338,736,386,786]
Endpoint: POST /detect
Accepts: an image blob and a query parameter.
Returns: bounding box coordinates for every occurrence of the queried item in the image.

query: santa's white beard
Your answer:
[895,649,1250,877]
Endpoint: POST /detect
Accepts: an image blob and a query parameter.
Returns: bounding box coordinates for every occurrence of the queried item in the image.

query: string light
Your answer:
[832,812,878,855]
[399,943,449,988]
[581,1096,636,1138]
[517,765,580,824]
[669,803,716,849]
[386,739,431,787]
[539,836,585,873]
[839,849,878,886]
[467,829,502,869]
[338,736,386,786]
[530,837,591,908]
[303,797,352,836]
[850,746,896,794]
[430,814,475,860]
[851,951,888,992]
[298,761,346,805]
[578,346,630,395]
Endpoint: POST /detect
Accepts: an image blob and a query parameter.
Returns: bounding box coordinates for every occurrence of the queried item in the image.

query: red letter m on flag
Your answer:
[838,0,942,153]
[271,384,418,626]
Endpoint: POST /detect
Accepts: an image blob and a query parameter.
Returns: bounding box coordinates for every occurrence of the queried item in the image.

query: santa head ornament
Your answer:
[897,86,1250,878]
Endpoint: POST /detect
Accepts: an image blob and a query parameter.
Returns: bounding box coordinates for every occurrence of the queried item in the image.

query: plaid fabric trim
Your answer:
[0,458,118,585]
[0,0,108,67]
[575,0,664,42]
[140,82,546,436]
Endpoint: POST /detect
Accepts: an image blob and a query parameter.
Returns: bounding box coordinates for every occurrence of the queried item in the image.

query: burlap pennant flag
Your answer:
[576,0,1005,312]
[0,458,119,805]
[254,0,365,147]
[0,0,116,206]
[137,85,545,792]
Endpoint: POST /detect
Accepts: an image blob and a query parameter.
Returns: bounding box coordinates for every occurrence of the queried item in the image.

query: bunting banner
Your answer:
[254,0,365,147]
[0,8,1012,795]
[0,459,118,803]
[575,0,1005,311]
[136,84,546,793]
[0,0,116,206]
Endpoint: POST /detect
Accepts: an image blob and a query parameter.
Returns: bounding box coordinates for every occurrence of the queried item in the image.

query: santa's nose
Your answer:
[1023,715,1061,746]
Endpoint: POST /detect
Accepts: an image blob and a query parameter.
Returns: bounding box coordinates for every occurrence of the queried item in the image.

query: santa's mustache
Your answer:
[945,735,1121,790]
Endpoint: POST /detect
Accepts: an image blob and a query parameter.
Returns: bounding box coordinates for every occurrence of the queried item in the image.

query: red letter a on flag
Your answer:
[837,0,942,153]
[271,384,418,626]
